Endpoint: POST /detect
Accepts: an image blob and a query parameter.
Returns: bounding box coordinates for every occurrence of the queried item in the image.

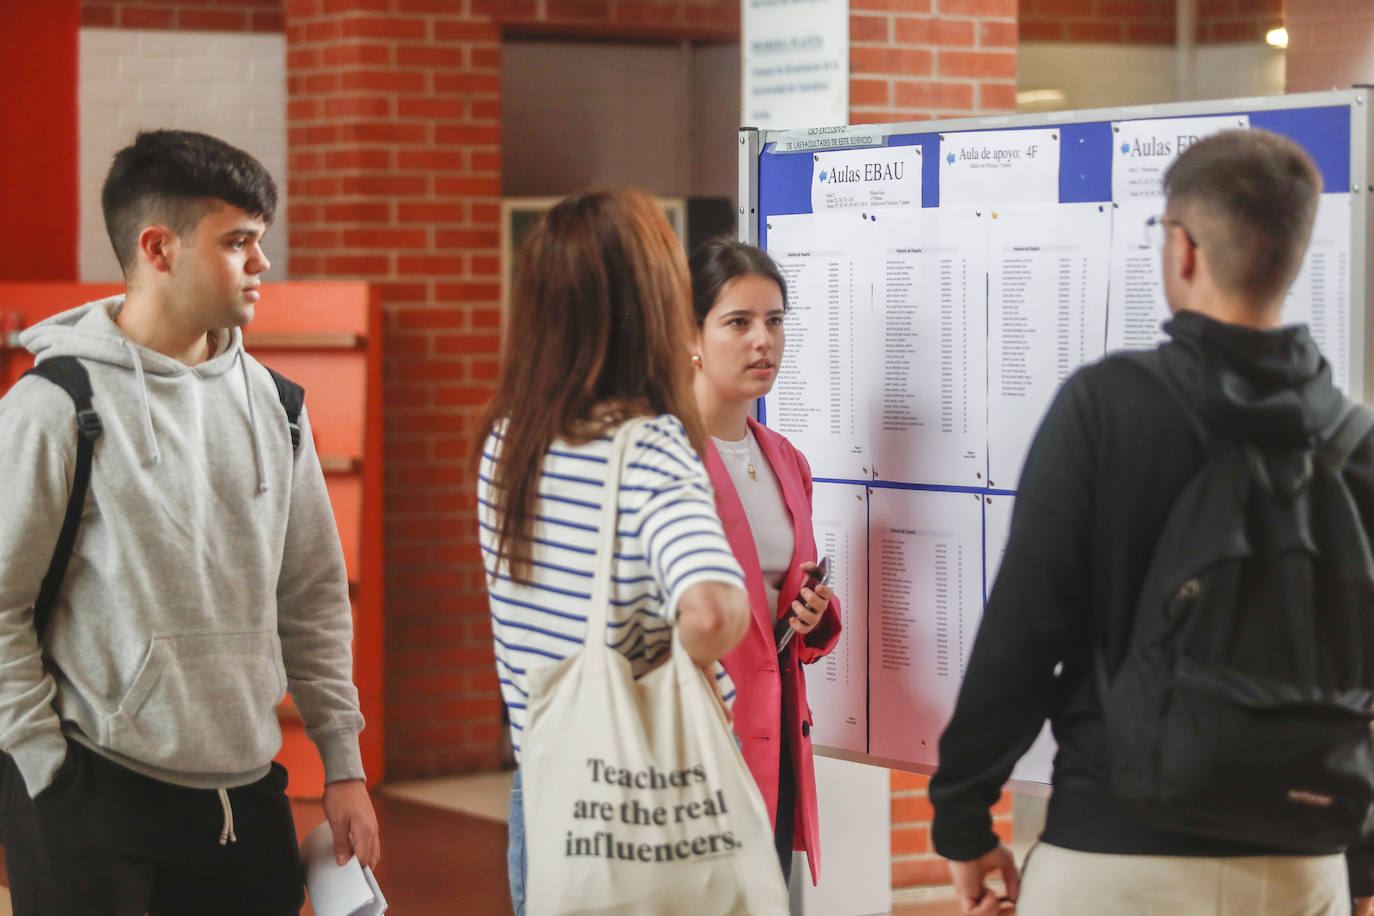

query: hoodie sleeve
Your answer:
[1340,432,1374,897]
[0,379,78,796]
[929,374,1096,860]
[275,403,365,784]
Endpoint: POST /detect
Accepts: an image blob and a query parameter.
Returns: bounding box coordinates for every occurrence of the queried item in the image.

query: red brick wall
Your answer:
[81,0,283,31]
[280,0,747,779]
[851,0,1018,123]
[282,0,503,776]
[1285,0,1374,93]
[891,772,1013,890]
[1019,0,1283,44]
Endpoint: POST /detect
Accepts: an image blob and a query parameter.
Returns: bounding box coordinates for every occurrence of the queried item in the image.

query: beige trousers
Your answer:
[1016,842,1350,916]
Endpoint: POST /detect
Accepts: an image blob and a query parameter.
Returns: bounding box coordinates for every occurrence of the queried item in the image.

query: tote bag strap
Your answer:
[585,416,650,643]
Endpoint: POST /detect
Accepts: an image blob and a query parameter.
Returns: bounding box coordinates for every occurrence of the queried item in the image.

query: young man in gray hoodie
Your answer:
[0,130,379,914]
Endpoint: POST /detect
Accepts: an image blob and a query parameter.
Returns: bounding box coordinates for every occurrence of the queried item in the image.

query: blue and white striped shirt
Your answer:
[478,415,745,761]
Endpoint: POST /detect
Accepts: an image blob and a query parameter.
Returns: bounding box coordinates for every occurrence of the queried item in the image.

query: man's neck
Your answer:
[117,288,215,365]
[1180,295,1284,331]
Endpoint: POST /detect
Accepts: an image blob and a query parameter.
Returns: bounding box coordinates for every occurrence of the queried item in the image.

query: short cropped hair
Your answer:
[101,130,277,272]
[688,238,788,326]
[1163,128,1322,303]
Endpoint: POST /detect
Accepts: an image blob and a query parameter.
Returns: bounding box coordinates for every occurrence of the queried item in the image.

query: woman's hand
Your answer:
[789,561,832,636]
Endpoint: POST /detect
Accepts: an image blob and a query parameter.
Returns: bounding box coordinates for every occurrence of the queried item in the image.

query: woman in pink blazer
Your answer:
[688,238,843,887]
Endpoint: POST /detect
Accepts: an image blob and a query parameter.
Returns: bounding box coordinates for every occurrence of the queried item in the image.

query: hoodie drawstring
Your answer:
[238,354,268,493]
[216,787,238,845]
[122,339,162,466]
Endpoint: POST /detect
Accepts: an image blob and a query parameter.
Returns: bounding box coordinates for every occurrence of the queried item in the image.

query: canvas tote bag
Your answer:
[522,418,788,916]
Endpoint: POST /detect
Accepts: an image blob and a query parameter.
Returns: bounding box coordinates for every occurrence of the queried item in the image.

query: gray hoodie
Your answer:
[0,297,363,796]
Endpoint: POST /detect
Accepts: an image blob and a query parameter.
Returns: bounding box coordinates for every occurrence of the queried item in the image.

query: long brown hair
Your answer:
[475,189,707,584]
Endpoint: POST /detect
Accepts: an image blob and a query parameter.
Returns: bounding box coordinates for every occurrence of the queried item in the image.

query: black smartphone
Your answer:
[775,556,830,654]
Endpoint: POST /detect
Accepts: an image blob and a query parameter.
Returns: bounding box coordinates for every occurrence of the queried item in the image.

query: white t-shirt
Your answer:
[712,428,795,619]
[479,415,745,761]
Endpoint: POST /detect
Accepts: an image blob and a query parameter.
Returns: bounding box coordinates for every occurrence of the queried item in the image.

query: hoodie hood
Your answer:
[1160,309,1344,446]
[21,296,242,377]
[21,297,268,488]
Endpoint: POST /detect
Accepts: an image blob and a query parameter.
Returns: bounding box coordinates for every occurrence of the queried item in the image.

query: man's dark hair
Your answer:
[101,130,277,272]
[1163,128,1322,303]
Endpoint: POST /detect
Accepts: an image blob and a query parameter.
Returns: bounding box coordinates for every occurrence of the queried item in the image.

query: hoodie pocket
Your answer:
[104,630,287,775]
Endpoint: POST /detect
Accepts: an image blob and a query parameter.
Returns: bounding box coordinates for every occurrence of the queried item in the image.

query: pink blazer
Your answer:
[704,417,841,885]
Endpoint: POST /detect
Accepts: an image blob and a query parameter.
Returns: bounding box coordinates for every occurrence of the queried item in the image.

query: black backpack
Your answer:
[24,355,304,640]
[1097,352,1374,851]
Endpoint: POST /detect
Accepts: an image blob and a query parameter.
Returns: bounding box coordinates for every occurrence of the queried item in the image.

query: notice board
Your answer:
[736,89,1374,785]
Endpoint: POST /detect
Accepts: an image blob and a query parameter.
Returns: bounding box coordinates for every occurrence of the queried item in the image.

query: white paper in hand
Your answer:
[300,821,388,916]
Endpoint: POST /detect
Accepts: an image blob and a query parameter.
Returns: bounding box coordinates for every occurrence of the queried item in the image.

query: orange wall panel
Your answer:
[251,350,368,457]
[248,281,370,336]
[0,0,79,281]
[326,474,363,584]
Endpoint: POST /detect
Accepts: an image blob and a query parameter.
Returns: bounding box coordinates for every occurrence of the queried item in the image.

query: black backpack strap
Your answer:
[264,367,305,452]
[1322,398,1374,467]
[22,357,102,641]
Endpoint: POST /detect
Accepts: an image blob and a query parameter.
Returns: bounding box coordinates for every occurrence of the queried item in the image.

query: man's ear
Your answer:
[136,225,178,274]
[1175,224,1198,282]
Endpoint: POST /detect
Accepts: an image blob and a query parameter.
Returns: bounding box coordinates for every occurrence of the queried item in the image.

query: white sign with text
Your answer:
[1112,114,1249,201]
[811,146,922,212]
[742,0,848,130]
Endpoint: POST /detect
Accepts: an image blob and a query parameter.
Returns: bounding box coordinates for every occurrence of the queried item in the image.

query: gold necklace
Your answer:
[745,432,758,482]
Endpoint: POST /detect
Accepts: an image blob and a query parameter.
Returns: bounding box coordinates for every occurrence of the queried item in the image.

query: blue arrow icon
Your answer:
[1121,142,1130,154]
[946,152,955,164]
[819,170,828,181]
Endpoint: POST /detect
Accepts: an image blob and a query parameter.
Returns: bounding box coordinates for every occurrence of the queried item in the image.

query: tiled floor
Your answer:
[347,772,965,916]
[0,772,964,915]
[295,791,511,916]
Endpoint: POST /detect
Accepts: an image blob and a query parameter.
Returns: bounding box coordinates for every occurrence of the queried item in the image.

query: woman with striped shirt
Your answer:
[474,189,751,915]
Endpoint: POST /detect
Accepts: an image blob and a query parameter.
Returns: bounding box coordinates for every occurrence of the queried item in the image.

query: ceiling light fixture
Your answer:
[1016,89,1068,106]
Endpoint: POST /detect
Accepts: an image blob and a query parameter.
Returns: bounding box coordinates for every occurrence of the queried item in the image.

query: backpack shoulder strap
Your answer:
[1322,397,1374,468]
[22,356,102,640]
[264,366,305,453]
[1119,350,1217,454]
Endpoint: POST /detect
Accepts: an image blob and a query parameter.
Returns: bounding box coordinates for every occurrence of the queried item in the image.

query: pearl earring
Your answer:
[691,353,702,369]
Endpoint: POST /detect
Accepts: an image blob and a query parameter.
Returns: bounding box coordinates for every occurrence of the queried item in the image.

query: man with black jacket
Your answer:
[929,128,1374,914]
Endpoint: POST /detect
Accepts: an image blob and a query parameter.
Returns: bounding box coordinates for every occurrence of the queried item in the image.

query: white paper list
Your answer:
[868,488,985,767]
[763,212,874,481]
[987,203,1111,489]
[983,494,1014,601]
[939,128,1061,206]
[805,481,869,753]
[1106,199,1171,353]
[1285,194,1352,391]
[870,208,989,488]
[983,493,1057,784]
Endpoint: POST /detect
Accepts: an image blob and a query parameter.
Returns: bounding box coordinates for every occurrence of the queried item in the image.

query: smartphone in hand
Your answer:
[775,556,830,654]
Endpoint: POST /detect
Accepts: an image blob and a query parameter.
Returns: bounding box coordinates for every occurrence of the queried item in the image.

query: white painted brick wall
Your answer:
[79,28,289,283]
